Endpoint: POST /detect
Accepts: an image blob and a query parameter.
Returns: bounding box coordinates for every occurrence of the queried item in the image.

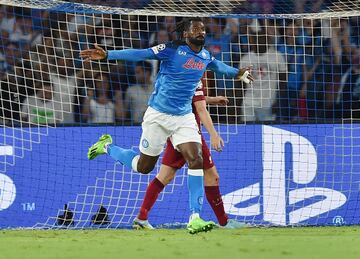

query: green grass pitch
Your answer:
[1,227,359,259]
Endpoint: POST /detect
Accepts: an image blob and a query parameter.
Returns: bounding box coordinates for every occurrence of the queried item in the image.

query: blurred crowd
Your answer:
[0,0,359,126]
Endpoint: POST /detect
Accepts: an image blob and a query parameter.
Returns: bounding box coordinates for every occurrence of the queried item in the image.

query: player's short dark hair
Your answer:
[173,17,203,40]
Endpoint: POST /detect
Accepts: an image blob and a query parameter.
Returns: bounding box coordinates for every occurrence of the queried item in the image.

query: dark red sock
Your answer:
[138,177,165,220]
[205,185,228,226]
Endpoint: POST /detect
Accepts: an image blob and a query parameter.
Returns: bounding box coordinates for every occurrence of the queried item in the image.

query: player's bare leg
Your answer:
[156,165,177,185]
[177,142,203,170]
[204,165,220,186]
[136,153,160,174]
[177,142,215,233]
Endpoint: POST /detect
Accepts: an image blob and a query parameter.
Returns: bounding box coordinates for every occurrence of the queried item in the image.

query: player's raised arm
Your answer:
[79,44,107,61]
[207,58,254,83]
[194,98,224,152]
[80,43,172,62]
[205,96,229,106]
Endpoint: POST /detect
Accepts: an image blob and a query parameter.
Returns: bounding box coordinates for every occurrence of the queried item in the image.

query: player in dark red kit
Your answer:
[133,80,245,234]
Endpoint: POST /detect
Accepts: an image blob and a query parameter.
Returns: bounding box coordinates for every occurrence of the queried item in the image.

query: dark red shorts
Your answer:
[161,136,214,170]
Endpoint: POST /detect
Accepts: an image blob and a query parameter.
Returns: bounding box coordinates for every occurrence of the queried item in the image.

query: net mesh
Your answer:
[0,0,359,228]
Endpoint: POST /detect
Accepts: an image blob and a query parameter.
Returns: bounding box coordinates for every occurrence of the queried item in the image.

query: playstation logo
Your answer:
[222,126,347,226]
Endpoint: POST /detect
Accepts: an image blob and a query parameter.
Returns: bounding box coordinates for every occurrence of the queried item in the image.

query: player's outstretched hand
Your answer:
[80,44,107,61]
[211,133,224,152]
[237,65,254,84]
[210,96,229,106]
[205,96,229,106]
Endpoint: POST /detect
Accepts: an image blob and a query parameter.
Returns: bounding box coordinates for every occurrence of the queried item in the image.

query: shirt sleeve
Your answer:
[207,58,239,77]
[107,43,175,62]
[149,43,175,60]
[192,81,206,103]
[107,48,156,61]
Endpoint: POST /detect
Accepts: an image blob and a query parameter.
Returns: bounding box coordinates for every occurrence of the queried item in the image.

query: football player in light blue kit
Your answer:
[80,18,253,231]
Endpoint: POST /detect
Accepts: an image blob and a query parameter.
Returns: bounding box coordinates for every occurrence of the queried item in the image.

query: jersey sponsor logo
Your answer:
[178,50,187,56]
[142,139,149,148]
[151,44,166,54]
[183,58,206,70]
[201,51,207,58]
[222,126,347,226]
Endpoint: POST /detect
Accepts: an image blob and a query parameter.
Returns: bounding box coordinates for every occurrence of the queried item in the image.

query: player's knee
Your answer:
[204,174,219,186]
[137,154,158,174]
[211,175,219,185]
[187,155,203,169]
[213,172,220,184]
[137,164,154,174]
[204,167,219,185]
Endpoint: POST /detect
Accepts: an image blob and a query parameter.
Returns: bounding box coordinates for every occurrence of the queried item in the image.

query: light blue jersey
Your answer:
[107,41,239,115]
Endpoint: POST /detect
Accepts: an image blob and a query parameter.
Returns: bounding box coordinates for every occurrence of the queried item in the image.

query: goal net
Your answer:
[0,0,359,228]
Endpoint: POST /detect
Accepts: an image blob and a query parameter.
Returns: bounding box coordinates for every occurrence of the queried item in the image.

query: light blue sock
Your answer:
[107,144,137,169]
[187,169,204,215]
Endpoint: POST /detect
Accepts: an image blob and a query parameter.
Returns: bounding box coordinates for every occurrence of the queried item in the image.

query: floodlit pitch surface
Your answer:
[1,227,359,259]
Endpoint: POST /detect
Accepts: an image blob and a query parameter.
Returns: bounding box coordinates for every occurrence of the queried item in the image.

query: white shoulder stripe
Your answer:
[151,46,159,54]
